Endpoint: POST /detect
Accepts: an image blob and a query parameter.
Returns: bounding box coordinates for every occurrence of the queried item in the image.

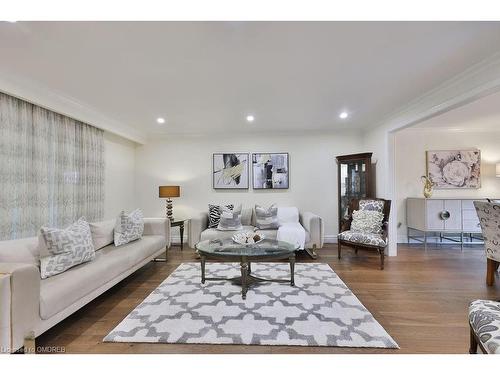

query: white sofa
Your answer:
[188,207,324,258]
[0,218,170,353]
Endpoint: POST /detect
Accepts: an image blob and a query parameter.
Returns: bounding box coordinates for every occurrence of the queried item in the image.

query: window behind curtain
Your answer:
[0,92,105,240]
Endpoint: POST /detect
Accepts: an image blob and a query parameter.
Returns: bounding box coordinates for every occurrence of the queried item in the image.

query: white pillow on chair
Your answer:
[351,210,384,234]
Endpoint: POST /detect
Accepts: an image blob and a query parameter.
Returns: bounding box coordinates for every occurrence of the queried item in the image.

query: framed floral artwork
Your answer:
[426,149,481,189]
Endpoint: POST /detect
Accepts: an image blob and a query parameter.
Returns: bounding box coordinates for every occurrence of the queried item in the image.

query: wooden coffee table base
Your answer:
[200,255,296,300]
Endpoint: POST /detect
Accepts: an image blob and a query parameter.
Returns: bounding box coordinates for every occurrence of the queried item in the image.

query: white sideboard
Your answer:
[406,198,487,249]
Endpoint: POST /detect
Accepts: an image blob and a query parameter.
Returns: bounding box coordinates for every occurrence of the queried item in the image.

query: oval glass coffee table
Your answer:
[196,238,299,299]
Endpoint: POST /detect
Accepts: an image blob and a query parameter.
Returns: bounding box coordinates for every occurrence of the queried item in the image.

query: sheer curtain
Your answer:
[0,92,104,240]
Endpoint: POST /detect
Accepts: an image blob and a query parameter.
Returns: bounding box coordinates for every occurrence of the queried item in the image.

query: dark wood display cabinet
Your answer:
[335,153,374,231]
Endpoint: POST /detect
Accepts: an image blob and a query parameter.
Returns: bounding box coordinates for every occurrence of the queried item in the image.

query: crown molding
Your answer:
[367,51,500,134]
[399,126,500,134]
[0,69,146,144]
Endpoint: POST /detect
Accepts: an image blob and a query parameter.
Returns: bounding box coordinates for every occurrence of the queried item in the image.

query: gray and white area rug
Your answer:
[104,262,398,348]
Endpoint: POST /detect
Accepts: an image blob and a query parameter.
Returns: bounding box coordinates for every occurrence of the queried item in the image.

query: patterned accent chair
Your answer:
[473,200,500,286]
[337,198,391,270]
[469,300,500,354]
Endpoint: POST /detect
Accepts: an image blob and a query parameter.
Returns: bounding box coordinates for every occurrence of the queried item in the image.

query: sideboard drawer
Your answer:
[444,200,462,231]
[426,199,445,230]
[463,219,481,233]
[462,208,481,232]
[462,199,487,210]
[461,200,476,210]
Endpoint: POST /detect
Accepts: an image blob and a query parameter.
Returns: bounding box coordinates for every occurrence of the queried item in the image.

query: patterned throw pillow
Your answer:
[114,209,144,246]
[351,210,384,234]
[208,204,234,228]
[39,217,96,279]
[255,204,279,229]
[359,199,384,212]
[217,204,243,231]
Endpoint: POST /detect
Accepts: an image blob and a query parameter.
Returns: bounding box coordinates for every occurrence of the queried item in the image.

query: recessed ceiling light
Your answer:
[246,115,255,123]
[156,117,165,124]
[339,111,349,119]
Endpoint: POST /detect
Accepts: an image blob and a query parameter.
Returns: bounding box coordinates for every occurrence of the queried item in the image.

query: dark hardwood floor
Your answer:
[36,243,500,354]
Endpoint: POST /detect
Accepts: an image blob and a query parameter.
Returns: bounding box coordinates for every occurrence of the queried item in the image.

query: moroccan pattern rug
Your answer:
[104,262,398,348]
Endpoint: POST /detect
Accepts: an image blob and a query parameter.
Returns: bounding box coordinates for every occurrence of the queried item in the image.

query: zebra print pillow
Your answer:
[208,204,234,228]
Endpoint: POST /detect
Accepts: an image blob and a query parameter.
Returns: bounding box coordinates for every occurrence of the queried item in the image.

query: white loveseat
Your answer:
[188,207,323,258]
[0,218,170,353]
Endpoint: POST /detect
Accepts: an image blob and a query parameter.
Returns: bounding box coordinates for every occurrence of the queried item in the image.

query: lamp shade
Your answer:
[159,185,180,198]
[496,163,500,177]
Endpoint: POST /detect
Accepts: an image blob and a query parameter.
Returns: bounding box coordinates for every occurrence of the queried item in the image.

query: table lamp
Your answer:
[159,185,180,222]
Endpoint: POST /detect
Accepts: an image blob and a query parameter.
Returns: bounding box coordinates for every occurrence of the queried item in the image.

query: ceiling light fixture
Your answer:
[156,117,166,124]
[246,115,255,123]
[339,111,349,119]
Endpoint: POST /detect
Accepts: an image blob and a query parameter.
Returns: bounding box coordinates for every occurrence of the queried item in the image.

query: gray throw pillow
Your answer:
[255,204,279,229]
[114,209,144,246]
[39,217,96,279]
[217,204,243,231]
[89,219,115,250]
[351,210,384,234]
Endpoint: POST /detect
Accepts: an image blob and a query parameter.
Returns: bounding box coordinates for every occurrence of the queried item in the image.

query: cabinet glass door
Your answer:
[336,152,373,233]
[339,160,368,220]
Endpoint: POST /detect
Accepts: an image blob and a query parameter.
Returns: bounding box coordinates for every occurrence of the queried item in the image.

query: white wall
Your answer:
[104,132,137,219]
[134,131,363,241]
[395,127,500,241]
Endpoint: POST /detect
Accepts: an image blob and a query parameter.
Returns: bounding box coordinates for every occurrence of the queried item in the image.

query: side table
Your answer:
[171,219,187,250]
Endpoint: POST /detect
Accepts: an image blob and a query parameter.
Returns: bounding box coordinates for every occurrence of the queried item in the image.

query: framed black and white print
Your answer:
[212,153,249,189]
[252,153,289,189]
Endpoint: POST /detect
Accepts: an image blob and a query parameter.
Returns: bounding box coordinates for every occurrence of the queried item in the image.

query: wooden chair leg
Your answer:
[487,258,497,286]
[337,241,341,259]
[379,248,385,270]
[469,327,478,354]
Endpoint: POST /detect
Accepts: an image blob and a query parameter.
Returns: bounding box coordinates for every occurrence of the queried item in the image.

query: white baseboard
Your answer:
[170,235,187,245]
[324,235,337,244]
[397,235,408,243]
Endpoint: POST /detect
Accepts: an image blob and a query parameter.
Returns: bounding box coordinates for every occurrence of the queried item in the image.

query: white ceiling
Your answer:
[1,21,500,141]
[413,89,500,131]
